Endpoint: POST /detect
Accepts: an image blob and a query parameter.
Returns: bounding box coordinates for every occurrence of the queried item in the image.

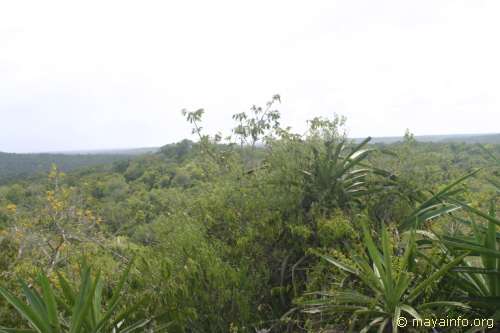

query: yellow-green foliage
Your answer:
[0,109,499,332]
[317,211,355,246]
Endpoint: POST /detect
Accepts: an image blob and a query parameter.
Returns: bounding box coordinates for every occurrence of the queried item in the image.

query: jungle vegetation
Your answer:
[0,97,499,332]
[0,152,139,186]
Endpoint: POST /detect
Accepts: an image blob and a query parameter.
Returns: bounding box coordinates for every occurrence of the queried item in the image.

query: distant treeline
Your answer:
[0,152,134,185]
[357,132,500,144]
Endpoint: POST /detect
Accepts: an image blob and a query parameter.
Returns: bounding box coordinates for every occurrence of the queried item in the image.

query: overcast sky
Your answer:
[1,0,499,153]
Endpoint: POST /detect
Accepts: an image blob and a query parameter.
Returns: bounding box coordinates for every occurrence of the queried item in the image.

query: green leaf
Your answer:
[69,266,95,333]
[19,280,47,321]
[94,258,135,332]
[315,251,358,275]
[0,286,49,333]
[38,273,61,332]
[418,301,470,310]
[56,271,76,306]
[392,306,401,333]
[0,328,37,333]
[408,252,469,302]
[400,169,480,230]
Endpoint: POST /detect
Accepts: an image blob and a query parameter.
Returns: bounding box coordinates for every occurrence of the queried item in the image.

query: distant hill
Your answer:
[355,133,500,144]
[43,147,160,155]
[2,133,498,185]
[0,152,138,185]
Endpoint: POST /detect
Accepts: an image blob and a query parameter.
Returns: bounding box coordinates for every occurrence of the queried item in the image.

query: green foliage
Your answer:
[0,152,136,186]
[436,205,500,318]
[300,220,469,332]
[232,94,281,149]
[0,259,160,333]
[1,101,499,332]
[316,211,355,246]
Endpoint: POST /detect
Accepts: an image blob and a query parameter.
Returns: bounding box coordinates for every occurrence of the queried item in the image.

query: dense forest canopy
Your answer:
[0,152,140,186]
[2,134,498,187]
[0,102,499,332]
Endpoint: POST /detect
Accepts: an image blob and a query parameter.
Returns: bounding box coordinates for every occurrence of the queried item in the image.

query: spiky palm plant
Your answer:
[0,260,162,333]
[426,200,500,322]
[301,220,468,333]
[398,169,481,231]
[416,145,500,322]
[299,137,398,214]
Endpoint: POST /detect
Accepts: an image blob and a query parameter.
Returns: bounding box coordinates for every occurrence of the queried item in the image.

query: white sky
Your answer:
[1,0,499,153]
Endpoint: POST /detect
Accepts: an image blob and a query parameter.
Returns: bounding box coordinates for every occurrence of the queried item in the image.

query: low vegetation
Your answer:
[0,97,499,332]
